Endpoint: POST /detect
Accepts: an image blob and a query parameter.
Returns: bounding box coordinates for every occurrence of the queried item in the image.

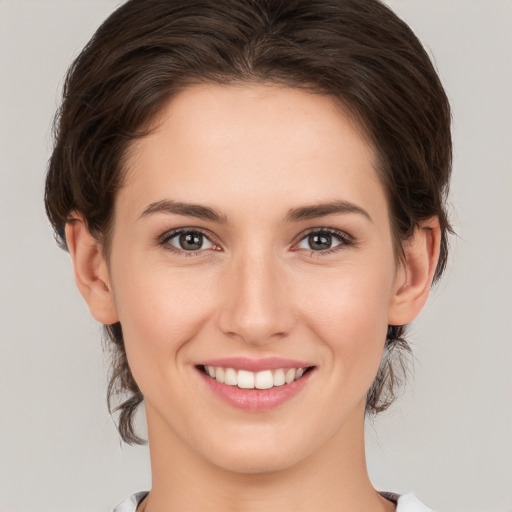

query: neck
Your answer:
[141,403,394,512]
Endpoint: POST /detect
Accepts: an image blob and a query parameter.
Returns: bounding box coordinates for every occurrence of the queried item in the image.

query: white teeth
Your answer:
[285,368,296,384]
[238,370,255,389]
[254,370,273,389]
[225,368,237,386]
[273,368,286,386]
[216,367,225,383]
[205,365,309,388]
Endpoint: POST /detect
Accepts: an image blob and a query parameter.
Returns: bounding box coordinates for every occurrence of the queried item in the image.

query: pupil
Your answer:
[179,232,203,250]
[309,233,331,250]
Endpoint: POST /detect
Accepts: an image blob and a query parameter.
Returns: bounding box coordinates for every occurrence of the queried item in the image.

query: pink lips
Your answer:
[196,357,314,411]
[197,357,311,372]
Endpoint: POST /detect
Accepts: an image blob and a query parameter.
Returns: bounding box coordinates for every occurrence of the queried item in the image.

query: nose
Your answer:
[217,250,295,345]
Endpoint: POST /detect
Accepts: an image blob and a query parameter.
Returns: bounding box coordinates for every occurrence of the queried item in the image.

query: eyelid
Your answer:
[158,227,221,254]
[291,227,355,253]
[156,226,354,256]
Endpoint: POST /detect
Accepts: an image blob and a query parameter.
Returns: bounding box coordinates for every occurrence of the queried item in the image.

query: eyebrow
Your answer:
[139,199,371,224]
[285,200,372,223]
[139,199,228,223]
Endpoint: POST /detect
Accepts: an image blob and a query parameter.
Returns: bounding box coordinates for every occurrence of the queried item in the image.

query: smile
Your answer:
[197,358,316,411]
[202,365,309,389]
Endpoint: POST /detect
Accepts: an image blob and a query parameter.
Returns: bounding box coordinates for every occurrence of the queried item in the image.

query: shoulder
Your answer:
[396,492,435,512]
[112,491,148,512]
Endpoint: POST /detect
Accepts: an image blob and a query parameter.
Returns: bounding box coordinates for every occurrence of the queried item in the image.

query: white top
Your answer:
[112,491,434,511]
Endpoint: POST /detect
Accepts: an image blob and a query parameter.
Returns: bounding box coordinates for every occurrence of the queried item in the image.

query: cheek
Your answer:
[109,262,216,380]
[298,259,395,385]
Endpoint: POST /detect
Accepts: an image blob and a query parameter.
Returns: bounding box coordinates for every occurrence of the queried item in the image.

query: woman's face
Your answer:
[106,84,405,473]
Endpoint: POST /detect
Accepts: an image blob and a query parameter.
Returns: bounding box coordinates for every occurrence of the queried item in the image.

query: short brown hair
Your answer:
[45,0,452,444]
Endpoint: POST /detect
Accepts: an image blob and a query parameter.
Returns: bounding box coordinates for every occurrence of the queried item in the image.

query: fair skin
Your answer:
[66,84,440,512]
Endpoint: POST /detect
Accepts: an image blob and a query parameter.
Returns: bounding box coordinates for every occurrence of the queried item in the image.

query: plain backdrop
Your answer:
[0,1,511,511]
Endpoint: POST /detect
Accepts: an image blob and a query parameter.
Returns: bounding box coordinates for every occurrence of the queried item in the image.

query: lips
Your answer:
[196,357,315,411]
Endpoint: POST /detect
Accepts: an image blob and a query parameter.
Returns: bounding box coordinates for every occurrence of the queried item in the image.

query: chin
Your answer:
[194,425,316,476]
[207,447,301,475]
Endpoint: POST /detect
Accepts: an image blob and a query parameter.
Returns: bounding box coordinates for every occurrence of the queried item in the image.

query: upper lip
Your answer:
[196,357,314,372]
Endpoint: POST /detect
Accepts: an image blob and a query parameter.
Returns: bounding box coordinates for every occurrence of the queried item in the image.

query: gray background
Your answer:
[0,1,511,511]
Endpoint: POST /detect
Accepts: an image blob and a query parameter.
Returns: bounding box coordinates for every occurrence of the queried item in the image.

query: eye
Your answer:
[163,230,216,252]
[295,229,350,252]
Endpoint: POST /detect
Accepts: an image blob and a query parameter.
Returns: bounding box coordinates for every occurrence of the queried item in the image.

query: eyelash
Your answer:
[158,228,220,257]
[158,227,354,257]
[293,227,355,256]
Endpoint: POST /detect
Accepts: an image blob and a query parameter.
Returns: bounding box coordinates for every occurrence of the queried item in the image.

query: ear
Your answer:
[387,217,441,326]
[65,214,119,325]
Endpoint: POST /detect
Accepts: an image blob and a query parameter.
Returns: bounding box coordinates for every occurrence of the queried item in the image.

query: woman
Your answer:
[45,0,451,510]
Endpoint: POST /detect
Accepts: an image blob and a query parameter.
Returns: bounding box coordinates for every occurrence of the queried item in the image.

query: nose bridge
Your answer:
[218,246,294,344]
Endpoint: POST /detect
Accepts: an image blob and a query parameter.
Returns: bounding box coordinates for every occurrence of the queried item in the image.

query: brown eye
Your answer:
[296,229,349,252]
[308,233,333,250]
[179,232,203,250]
[166,230,214,251]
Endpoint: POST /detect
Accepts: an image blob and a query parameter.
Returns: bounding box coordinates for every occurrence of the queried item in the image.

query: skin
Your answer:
[66,84,440,512]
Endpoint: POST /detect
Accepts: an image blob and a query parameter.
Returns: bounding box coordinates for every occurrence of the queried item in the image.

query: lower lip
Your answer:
[198,369,313,411]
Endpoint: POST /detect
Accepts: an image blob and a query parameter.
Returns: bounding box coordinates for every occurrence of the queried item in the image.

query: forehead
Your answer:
[119,84,386,223]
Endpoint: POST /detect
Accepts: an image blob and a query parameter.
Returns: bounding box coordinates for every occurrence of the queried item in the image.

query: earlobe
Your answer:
[65,214,119,325]
[387,217,441,326]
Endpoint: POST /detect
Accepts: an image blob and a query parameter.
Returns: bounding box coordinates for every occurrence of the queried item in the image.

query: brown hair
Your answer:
[45,0,452,444]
